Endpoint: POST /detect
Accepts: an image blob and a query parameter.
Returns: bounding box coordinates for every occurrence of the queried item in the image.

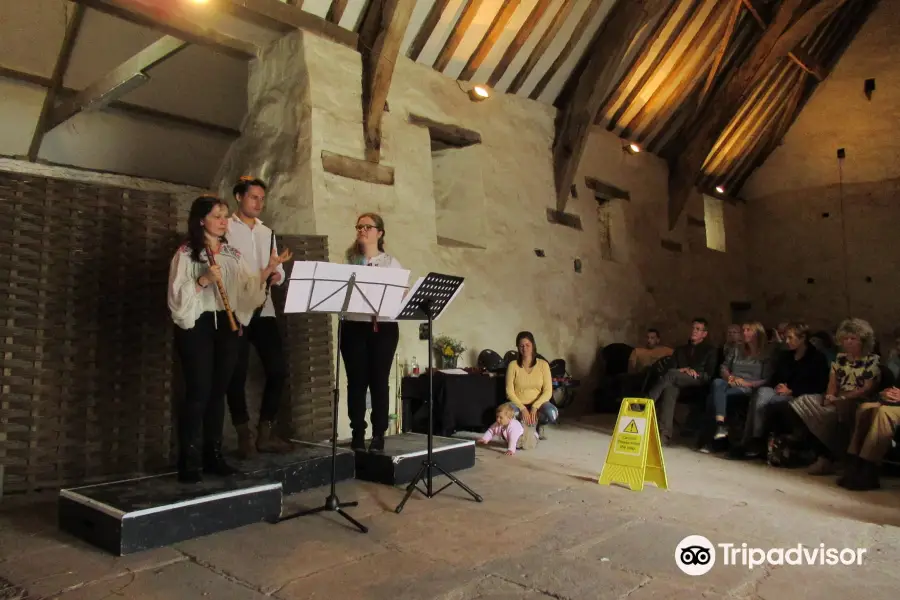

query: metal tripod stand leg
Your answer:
[276,317,367,533]
[394,305,482,514]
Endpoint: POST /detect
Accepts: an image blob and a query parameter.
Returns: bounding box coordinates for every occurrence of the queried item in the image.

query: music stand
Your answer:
[277,261,409,532]
[394,272,483,514]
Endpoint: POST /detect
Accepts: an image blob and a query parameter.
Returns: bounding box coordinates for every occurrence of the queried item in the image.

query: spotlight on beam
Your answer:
[622,141,641,155]
[467,85,490,102]
[715,185,725,194]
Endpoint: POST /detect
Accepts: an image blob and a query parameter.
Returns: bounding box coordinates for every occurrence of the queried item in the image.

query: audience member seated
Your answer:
[646,318,718,445]
[809,330,837,365]
[839,384,900,490]
[622,328,673,395]
[702,322,772,448]
[720,323,742,365]
[787,318,880,475]
[506,331,558,440]
[731,322,829,459]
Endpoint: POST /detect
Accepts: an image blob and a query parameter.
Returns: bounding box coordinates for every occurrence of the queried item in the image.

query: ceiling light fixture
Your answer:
[468,85,490,102]
[622,141,641,155]
[715,185,725,194]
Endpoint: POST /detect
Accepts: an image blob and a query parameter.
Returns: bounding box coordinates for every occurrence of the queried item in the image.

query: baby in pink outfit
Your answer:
[478,403,538,455]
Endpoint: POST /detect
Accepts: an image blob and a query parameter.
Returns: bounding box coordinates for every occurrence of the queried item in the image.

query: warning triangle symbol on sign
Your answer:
[623,419,639,434]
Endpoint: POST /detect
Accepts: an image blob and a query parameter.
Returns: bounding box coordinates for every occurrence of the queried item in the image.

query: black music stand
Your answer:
[394,272,483,513]
[277,261,408,532]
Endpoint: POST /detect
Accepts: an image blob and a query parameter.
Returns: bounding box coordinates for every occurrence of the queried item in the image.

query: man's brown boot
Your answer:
[235,423,256,460]
[257,421,293,453]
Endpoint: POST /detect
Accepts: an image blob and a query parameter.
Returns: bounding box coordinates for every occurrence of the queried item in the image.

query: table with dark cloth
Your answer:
[401,372,505,436]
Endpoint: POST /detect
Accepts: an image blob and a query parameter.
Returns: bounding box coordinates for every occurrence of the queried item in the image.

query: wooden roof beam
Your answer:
[71,0,257,60]
[359,0,416,163]
[459,0,521,82]
[406,0,453,60]
[49,36,189,132]
[743,0,830,81]
[666,0,849,230]
[553,0,671,212]
[29,5,86,161]
[223,0,357,48]
[486,0,553,88]
[433,0,485,72]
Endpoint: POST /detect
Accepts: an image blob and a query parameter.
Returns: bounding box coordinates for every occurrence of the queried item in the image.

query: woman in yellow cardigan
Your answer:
[506,331,559,439]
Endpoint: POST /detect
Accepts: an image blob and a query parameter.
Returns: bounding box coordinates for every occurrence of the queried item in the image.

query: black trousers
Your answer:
[174,311,240,471]
[226,314,287,426]
[340,320,399,437]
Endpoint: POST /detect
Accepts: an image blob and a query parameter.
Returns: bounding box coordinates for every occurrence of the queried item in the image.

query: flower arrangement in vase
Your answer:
[433,335,466,369]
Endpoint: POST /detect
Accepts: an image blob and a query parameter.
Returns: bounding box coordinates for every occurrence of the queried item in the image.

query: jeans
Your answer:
[510,402,559,425]
[647,369,706,438]
[709,378,752,420]
[745,387,792,441]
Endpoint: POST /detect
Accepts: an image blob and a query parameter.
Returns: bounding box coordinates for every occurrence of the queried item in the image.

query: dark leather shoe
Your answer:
[203,442,239,477]
[368,435,385,454]
[350,431,366,451]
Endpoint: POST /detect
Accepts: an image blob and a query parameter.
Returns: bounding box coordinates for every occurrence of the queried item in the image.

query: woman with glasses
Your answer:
[342,213,403,453]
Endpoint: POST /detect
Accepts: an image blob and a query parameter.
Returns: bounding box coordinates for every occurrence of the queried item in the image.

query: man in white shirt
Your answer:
[225,177,291,456]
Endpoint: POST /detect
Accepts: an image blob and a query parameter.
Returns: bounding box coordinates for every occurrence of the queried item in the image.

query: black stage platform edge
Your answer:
[235,440,356,495]
[59,474,282,556]
[58,442,356,555]
[353,433,476,486]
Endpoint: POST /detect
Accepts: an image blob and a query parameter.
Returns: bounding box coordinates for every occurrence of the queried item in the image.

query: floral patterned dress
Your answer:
[789,353,880,456]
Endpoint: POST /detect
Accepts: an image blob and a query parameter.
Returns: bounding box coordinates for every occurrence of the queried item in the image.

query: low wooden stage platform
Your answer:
[58,441,355,555]
[353,432,476,486]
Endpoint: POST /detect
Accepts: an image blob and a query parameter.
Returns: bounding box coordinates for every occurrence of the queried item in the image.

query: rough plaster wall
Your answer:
[742,0,900,341]
[287,34,749,437]
[433,144,487,248]
[214,33,315,234]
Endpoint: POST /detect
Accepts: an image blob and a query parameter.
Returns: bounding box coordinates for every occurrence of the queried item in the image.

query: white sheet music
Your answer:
[284,261,410,317]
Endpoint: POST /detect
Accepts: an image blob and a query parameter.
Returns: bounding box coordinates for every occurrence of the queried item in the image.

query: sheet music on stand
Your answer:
[395,273,465,321]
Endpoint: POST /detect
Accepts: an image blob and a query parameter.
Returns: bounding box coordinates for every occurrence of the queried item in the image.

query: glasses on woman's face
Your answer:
[356,224,377,232]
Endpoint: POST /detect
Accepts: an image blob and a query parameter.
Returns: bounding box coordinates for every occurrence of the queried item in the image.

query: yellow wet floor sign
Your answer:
[598,398,668,491]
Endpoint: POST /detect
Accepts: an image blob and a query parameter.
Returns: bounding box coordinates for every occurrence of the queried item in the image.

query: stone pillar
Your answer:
[214,31,316,235]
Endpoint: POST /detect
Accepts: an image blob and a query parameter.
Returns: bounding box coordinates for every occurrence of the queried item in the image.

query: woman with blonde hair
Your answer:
[705,322,772,444]
[341,212,403,454]
[790,318,880,475]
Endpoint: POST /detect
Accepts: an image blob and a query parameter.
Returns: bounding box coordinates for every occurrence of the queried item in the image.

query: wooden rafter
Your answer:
[71,0,257,59]
[433,0,485,72]
[697,0,743,110]
[28,5,85,161]
[327,0,350,25]
[459,0,521,82]
[49,36,189,132]
[221,0,357,48]
[666,0,849,229]
[530,0,606,101]
[0,66,240,138]
[486,0,553,88]
[553,0,671,212]
[507,0,577,94]
[359,0,416,163]
[406,0,452,61]
[603,0,701,127]
[743,0,833,82]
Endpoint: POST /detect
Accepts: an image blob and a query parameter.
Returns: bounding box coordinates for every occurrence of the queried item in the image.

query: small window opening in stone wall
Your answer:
[411,115,486,249]
[586,177,629,263]
[703,194,726,252]
[597,202,613,261]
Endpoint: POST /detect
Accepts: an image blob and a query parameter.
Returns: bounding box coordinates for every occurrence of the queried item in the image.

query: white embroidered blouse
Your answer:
[167,243,267,330]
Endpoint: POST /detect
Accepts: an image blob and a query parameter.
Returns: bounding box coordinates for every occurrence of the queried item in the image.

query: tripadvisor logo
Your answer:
[675,535,866,575]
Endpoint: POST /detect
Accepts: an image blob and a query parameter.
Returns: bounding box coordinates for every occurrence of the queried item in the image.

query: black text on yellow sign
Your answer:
[598,398,668,492]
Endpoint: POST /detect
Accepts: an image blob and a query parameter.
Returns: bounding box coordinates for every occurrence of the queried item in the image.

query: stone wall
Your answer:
[219,31,750,438]
[742,0,900,342]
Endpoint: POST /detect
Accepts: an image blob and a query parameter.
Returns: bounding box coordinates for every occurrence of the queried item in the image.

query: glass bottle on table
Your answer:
[411,356,419,376]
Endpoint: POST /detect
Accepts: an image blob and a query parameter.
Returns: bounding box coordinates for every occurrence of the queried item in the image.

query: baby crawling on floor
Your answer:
[477,403,538,455]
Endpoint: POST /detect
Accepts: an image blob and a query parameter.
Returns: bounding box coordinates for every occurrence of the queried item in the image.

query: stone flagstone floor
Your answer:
[1,421,899,599]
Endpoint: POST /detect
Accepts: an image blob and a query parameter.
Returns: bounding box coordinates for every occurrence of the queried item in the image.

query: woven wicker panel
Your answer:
[270,236,334,442]
[0,171,178,494]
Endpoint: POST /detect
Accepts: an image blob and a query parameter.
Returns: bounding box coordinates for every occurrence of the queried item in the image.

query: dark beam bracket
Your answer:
[321,150,395,185]
[585,176,630,203]
[408,114,482,147]
[546,208,583,230]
